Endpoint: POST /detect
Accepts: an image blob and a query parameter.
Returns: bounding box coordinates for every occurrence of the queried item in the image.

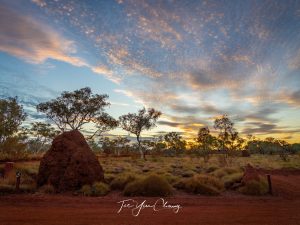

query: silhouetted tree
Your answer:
[197,127,215,151]
[164,132,186,156]
[37,87,117,135]
[119,108,161,160]
[214,114,235,151]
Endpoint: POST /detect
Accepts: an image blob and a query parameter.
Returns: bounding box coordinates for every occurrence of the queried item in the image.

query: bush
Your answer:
[92,182,110,196]
[80,182,110,196]
[241,150,251,157]
[38,184,55,194]
[80,184,93,196]
[163,173,179,185]
[110,174,137,190]
[20,184,36,193]
[0,184,15,194]
[176,174,224,196]
[0,137,28,161]
[222,172,243,189]
[212,167,241,178]
[239,177,268,195]
[124,174,172,197]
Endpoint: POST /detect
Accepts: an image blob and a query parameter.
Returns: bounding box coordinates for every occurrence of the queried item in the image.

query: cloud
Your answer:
[0,5,87,66]
[242,122,300,135]
[31,0,46,7]
[91,65,121,84]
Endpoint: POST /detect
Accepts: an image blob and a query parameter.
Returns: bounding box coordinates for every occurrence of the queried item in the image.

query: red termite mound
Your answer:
[37,130,104,192]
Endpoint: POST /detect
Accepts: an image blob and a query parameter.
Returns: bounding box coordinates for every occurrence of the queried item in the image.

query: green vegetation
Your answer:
[124,174,172,197]
[38,184,55,194]
[175,174,224,195]
[238,177,269,195]
[80,182,110,197]
[110,173,137,190]
[0,88,299,197]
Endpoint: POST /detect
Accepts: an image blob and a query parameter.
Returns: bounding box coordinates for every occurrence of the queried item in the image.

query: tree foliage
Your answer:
[119,108,161,159]
[164,132,186,155]
[36,87,117,135]
[28,122,59,152]
[214,114,236,151]
[0,97,26,144]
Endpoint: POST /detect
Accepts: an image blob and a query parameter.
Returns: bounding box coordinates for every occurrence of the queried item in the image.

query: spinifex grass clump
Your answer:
[175,174,224,196]
[123,174,173,197]
[222,172,243,189]
[80,182,110,197]
[238,176,268,195]
[110,173,137,190]
[38,184,55,194]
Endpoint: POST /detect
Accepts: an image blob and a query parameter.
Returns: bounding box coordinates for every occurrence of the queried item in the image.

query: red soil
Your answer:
[0,172,300,225]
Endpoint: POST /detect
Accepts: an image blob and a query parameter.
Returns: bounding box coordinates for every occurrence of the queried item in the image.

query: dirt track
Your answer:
[0,174,300,225]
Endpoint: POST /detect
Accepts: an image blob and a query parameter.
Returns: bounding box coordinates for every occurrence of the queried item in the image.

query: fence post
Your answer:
[267,174,272,195]
[16,171,21,192]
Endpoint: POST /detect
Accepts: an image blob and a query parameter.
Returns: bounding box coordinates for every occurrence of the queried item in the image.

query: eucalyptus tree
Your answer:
[119,108,161,160]
[37,87,118,137]
[0,97,26,144]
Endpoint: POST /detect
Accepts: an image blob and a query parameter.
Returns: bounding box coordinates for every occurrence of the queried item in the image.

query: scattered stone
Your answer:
[37,130,104,192]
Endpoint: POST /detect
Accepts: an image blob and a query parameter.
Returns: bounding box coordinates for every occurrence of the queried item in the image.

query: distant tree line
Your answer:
[0,87,299,161]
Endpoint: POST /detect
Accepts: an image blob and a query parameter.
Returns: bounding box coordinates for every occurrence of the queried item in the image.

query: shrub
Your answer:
[20,184,36,193]
[38,184,55,194]
[110,174,137,190]
[163,173,179,185]
[92,182,110,196]
[176,174,224,196]
[80,185,93,196]
[241,150,251,157]
[222,172,243,189]
[239,177,268,195]
[80,182,110,196]
[124,174,172,197]
[211,167,241,178]
[205,165,219,173]
[0,184,15,194]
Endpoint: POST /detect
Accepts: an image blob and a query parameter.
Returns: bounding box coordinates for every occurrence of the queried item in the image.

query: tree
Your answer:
[197,127,214,151]
[0,97,26,144]
[152,135,166,154]
[119,108,161,160]
[114,136,131,156]
[28,122,59,153]
[164,132,186,156]
[214,114,235,151]
[36,87,117,135]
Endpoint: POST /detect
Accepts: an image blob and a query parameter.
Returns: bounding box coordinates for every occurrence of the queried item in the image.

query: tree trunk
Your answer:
[137,135,145,160]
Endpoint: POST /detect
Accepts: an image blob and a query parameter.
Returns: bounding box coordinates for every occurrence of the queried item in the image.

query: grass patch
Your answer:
[110,174,137,190]
[222,172,243,189]
[175,174,224,196]
[80,182,110,197]
[124,174,172,197]
[38,184,55,194]
[238,176,268,195]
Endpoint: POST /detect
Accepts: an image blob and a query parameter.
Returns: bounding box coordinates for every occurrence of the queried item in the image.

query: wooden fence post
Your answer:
[267,174,272,195]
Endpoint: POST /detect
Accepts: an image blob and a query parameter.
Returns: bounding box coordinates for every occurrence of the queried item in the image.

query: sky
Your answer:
[0,0,300,143]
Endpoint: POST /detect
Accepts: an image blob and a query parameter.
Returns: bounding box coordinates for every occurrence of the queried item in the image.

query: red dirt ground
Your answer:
[1,172,300,225]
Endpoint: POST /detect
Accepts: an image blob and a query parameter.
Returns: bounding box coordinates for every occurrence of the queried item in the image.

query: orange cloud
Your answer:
[0,6,87,67]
